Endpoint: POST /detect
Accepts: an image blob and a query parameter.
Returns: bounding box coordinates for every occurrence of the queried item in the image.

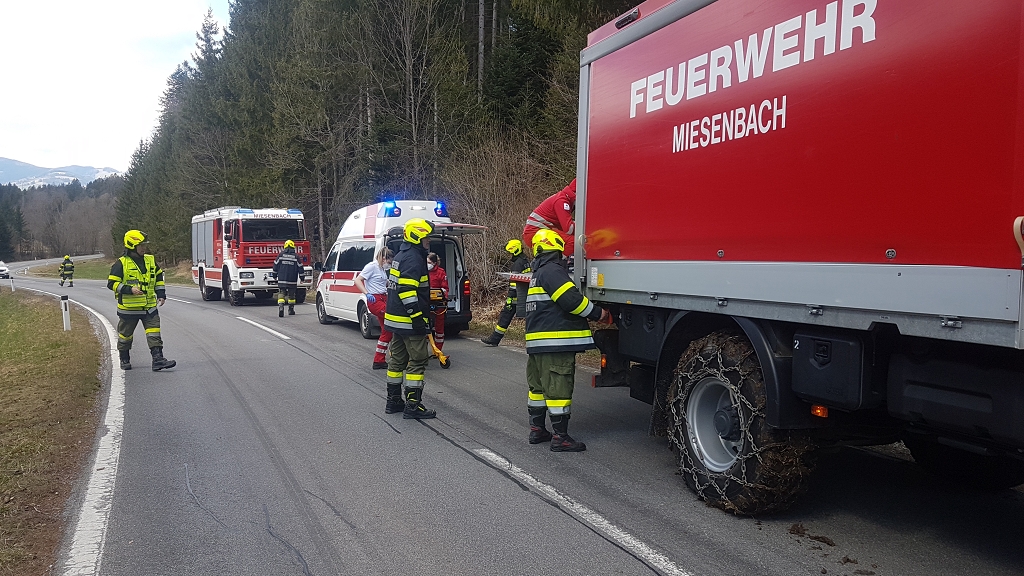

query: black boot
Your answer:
[288,306,295,315]
[279,304,284,318]
[550,414,586,452]
[69,281,73,287]
[119,350,132,371]
[480,332,503,346]
[403,387,436,419]
[59,279,64,286]
[385,384,405,414]
[528,407,552,444]
[151,347,177,371]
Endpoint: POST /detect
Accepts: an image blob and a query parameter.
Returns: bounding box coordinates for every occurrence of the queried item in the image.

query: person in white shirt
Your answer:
[355,246,393,369]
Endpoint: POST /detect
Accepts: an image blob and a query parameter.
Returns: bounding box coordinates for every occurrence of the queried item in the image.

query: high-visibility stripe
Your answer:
[387,370,403,378]
[118,334,134,341]
[529,391,546,401]
[546,399,571,407]
[525,330,592,340]
[399,290,418,299]
[145,327,160,334]
[405,373,424,381]
[385,313,412,324]
[398,278,419,286]
[570,298,592,316]
[525,336,595,349]
[551,281,575,301]
[495,325,507,334]
[528,287,546,295]
[410,311,423,318]
[390,269,401,277]
[419,276,429,283]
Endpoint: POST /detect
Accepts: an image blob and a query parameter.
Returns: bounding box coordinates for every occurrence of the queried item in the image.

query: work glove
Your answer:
[598,308,613,325]
[365,293,376,303]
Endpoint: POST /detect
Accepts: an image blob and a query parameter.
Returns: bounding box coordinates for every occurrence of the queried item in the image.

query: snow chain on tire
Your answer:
[668,331,815,515]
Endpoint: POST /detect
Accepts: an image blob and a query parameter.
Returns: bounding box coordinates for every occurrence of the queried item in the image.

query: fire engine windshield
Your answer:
[241,219,305,242]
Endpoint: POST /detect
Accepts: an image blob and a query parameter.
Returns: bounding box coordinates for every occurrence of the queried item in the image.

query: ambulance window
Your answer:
[337,241,375,271]
[323,246,340,272]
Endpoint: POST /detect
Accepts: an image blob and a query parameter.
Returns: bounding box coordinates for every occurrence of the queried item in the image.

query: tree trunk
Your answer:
[477,0,485,102]
[492,0,498,51]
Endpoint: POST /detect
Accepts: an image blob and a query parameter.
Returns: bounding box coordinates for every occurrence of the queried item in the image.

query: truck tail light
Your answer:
[462,279,470,296]
[811,405,829,418]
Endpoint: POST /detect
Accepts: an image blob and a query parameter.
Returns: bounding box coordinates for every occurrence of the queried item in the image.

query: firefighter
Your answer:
[383,218,436,419]
[523,179,576,258]
[481,239,531,346]
[525,229,610,451]
[427,251,448,351]
[273,239,304,317]
[58,255,75,287]
[108,230,176,372]
[355,246,393,370]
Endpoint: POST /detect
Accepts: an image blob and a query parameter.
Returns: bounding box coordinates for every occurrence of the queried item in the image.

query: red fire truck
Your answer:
[191,207,313,306]
[581,0,1024,514]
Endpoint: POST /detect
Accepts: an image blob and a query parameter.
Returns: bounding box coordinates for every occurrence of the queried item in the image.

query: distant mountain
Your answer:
[0,157,121,188]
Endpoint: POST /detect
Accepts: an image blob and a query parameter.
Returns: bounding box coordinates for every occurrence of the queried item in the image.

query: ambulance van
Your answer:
[314,200,484,338]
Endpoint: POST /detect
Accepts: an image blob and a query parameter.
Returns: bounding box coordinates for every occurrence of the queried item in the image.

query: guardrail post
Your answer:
[61,295,71,331]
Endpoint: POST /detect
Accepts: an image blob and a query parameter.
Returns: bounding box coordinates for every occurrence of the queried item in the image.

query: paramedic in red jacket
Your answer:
[523,179,576,256]
[427,252,448,350]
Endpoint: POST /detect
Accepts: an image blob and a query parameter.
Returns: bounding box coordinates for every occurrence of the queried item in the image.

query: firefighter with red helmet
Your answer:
[523,179,576,257]
[481,239,531,346]
[107,230,176,372]
[525,229,610,451]
[383,218,437,419]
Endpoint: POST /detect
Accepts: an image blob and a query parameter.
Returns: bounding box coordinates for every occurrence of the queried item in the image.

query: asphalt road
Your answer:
[8,268,1023,576]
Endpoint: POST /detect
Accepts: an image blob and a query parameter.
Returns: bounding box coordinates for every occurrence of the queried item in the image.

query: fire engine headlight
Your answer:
[240,272,254,279]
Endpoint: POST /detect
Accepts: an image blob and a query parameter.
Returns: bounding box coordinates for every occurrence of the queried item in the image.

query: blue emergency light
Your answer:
[381,201,402,218]
[287,209,303,214]
[236,208,254,214]
[434,201,448,217]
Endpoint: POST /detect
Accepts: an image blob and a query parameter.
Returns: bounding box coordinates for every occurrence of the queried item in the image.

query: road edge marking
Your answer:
[473,448,692,576]
[235,316,292,340]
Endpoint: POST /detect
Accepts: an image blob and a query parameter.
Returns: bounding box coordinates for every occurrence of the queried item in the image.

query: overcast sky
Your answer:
[0,0,230,173]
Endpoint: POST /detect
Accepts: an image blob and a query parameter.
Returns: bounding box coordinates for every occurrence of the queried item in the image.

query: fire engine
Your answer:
[579,0,1024,514]
[191,207,313,306]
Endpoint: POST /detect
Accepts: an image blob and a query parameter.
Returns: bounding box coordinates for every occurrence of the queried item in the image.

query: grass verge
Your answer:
[29,258,194,286]
[0,290,103,575]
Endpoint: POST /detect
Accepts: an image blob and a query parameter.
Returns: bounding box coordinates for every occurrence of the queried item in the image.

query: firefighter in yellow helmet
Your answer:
[481,239,530,346]
[58,255,75,287]
[383,218,436,418]
[273,239,304,317]
[525,228,611,451]
[107,230,176,371]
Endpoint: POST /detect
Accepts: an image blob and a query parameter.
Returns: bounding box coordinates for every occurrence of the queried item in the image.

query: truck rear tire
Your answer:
[668,330,815,515]
[902,434,1024,490]
[295,288,306,305]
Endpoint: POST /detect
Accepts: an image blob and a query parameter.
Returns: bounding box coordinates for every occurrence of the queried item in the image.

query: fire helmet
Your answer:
[404,218,434,245]
[532,229,565,257]
[504,239,523,256]
[284,239,296,249]
[124,230,147,250]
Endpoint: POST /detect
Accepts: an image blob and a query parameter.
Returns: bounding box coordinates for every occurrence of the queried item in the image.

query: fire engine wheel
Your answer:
[295,288,306,305]
[316,295,335,325]
[668,330,815,515]
[199,274,211,301]
[358,302,375,339]
[902,433,1024,490]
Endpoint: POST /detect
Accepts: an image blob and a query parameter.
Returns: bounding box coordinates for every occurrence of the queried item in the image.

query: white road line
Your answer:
[473,448,692,576]
[12,289,127,576]
[165,297,192,304]
[235,316,292,340]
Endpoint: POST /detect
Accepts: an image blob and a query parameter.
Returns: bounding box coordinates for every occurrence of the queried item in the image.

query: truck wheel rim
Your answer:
[686,376,742,473]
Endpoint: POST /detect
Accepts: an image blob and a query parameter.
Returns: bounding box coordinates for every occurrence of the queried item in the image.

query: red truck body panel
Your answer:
[584,0,1024,269]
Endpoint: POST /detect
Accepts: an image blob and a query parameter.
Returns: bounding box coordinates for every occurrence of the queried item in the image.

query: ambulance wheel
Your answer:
[317,295,335,325]
[358,302,375,339]
[668,330,815,515]
[295,288,306,304]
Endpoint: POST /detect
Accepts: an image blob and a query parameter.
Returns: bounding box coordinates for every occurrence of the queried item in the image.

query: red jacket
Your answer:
[428,264,448,296]
[523,179,576,254]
